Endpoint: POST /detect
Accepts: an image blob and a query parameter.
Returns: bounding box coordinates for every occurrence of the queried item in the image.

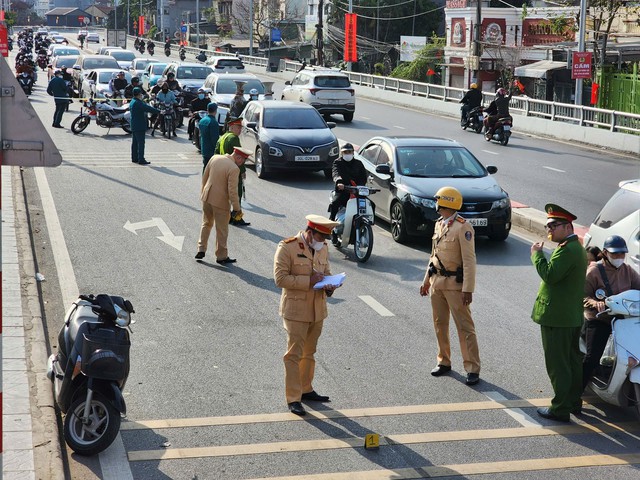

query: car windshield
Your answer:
[55,56,79,67]
[216,78,264,94]
[263,108,326,129]
[152,64,167,74]
[396,147,487,178]
[315,75,351,88]
[110,51,136,61]
[53,48,80,56]
[177,66,213,79]
[593,187,640,228]
[215,59,244,68]
[84,58,120,69]
[134,59,154,69]
[98,72,131,83]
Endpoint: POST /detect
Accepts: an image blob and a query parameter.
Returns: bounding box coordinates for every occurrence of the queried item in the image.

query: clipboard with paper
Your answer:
[313,272,346,289]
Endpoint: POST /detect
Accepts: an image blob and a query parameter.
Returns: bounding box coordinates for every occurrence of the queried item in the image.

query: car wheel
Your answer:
[390,202,408,243]
[343,112,354,122]
[255,147,270,179]
[489,227,510,241]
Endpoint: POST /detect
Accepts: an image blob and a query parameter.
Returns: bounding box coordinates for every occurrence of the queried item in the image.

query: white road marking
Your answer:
[359,116,370,120]
[482,150,499,155]
[358,295,395,317]
[393,125,406,129]
[178,153,188,159]
[485,391,541,427]
[124,218,184,251]
[34,168,135,480]
[543,166,566,173]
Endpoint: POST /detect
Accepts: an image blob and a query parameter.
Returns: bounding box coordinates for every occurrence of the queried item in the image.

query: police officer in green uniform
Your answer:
[531,204,587,422]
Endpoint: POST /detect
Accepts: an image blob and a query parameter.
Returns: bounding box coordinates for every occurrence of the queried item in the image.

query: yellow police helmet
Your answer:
[435,186,463,211]
[470,83,478,89]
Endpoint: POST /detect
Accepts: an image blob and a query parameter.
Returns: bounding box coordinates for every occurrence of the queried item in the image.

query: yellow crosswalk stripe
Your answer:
[126,421,639,462]
[244,453,640,480]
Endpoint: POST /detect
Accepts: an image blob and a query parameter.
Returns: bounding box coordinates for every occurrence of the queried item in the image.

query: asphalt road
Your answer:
[12,44,640,480]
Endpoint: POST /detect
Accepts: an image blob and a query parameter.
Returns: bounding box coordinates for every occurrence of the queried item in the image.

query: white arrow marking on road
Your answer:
[358,295,395,317]
[543,166,566,173]
[124,218,185,251]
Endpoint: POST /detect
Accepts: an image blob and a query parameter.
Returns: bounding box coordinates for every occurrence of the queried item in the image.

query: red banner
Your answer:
[138,16,145,35]
[344,13,357,63]
[0,24,8,58]
[572,51,592,79]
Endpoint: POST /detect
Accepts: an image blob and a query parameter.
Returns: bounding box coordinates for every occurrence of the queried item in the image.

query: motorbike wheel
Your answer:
[164,115,173,138]
[63,391,121,456]
[121,121,132,134]
[634,383,640,421]
[500,131,510,146]
[474,123,483,134]
[461,118,467,130]
[390,202,408,244]
[255,147,270,179]
[354,223,374,263]
[71,116,90,134]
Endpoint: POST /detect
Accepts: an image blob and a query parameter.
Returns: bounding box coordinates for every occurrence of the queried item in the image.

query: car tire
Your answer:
[390,202,408,244]
[255,147,270,179]
[343,112,354,122]
[489,227,510,241]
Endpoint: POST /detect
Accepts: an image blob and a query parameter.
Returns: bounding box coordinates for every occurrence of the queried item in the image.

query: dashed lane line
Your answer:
[246,453,640,480]
[126,421,639,462]
[542,166,566,173]
[358,295,395,316]
[481,149,499,155]
[485,391,541,427]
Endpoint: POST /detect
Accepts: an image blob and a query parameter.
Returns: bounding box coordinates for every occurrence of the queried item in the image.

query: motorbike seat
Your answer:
[112,106,130,113]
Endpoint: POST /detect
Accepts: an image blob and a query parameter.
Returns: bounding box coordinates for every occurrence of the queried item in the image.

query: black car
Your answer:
[240,101,340,179]
[358,136,512,242]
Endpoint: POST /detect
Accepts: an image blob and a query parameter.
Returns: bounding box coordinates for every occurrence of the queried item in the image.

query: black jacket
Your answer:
[332,158,367,188]
[189,97,209,113]
[460,89,482,108]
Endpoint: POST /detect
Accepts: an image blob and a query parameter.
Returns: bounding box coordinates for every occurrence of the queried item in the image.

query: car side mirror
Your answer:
[326,121,336,129]
[73,65,81,70]
[246,121,257,130]
[487,165,498,174]
[376,164,391,175]
[285,80,291,85]
[88,80,95,85]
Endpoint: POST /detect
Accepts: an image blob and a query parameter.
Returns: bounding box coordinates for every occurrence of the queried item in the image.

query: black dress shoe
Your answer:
[138,160,151,165]
[132,159,139,163]
[301,390,330,402]
[287,402,306,416]
[216,257,237,264]
[466,373,480,386]
[430,365,452,377]
[232,219,251,227]
[195,252,205,259]
[536,407,570,422]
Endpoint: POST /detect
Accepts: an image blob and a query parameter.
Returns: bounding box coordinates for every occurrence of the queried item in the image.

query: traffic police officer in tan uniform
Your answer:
[274,214,340,416]
[420,186,481,386]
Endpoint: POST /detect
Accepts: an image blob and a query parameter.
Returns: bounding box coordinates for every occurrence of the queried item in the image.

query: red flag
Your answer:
[344,14,357,63]
[427,68,436,76]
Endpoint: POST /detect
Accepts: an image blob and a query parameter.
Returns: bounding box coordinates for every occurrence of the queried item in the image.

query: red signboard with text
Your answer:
[572,51,592,79]
[0,24,8,57]
[344,13,357,63]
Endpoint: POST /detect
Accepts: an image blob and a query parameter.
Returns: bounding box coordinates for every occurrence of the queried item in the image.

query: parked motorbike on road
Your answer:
[330,183,381,263]
[47,294,135,455]
[484,115,513,146]
[580,289,640,419]
[461,105,484,133]
[17,71,34,95]
[71,98,132,134]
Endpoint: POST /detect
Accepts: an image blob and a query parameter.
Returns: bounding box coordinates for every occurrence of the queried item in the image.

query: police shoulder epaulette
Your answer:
[558,240,568,248]
[456,216,466,223]
[283,237,297,244]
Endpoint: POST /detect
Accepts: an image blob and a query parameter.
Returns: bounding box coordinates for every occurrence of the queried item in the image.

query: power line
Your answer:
[332,0,418,9]
[333,3,445,21]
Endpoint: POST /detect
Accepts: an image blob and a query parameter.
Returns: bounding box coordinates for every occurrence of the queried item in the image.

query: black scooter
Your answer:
[461,105,484,133]
[47,294,135,456]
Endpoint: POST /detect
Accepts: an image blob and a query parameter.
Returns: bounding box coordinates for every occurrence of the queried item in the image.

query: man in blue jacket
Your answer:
[199,102,219,170]
[129,87,160,165]
[46,69,69,128]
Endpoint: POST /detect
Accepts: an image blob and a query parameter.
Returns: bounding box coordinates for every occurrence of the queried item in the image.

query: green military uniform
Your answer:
[215,131,243,198]
[531,204,587,419]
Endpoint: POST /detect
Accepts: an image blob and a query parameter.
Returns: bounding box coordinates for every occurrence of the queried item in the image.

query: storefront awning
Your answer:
[514,60,567,79]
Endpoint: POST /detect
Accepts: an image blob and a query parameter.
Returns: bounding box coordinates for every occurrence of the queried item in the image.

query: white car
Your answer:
[81,69,132,99]
[584,179,640,271]
[48,45,81,60]
[50,35,68,45]
[205,56,245,73]
[86,33,100,43]
[281,66,355,122]
[129,57,159,79]
[77,29,88,40]
[202,73,266,107]
[106,49,137,69]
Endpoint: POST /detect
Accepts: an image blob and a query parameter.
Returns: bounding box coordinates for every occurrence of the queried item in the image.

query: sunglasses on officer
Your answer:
[545,221,568,231]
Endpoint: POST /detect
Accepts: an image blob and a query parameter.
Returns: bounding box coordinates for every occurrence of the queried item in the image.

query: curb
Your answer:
[511,202,587,242]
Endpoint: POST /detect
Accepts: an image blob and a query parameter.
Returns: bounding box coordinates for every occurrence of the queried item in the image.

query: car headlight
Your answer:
[329,145,339,157]
[409,194,436,209]
[492,197,511,209]
[268,146,283,157]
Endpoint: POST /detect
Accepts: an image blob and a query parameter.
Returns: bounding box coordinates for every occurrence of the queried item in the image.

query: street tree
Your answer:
[390,36,445,83]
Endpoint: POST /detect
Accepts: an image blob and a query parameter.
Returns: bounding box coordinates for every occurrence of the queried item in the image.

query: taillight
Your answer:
[309,88,319,95]
[347,89,354,95]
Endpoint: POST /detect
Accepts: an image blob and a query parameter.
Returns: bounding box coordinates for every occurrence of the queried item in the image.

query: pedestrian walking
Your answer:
[78,34,85,49]
[199,102,219,170]
[531,204,588,422]
[129,87,159,165]
[420,186,481,386]
[47,69,69,128]
[274,214,340,416]
[195,147,252,263]
[215,117,250,226]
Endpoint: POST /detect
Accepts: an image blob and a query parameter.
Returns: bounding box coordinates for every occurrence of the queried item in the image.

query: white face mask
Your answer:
[343,154,354,162]
[311,240,325,251]
[608,257,625,268]
[198,94,205,99]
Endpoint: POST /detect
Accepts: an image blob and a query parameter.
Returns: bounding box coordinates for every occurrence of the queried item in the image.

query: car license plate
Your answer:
[328,99,340,104]
[503,125,511,131]
[295,155,320,162]
[467,218,488,227]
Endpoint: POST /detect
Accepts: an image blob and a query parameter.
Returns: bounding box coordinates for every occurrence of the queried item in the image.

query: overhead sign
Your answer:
[522,18,575,46]
[572,51,592,79]
[344,13,357,62]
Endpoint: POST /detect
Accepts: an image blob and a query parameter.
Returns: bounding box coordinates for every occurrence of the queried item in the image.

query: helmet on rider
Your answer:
[131,76,140,84]
[117,71,125,77]
[470,83,478,89]
[167,72,175,79]
[249,88,259,99]
[434,186,463,211]
[603,235,628,253]
[496,88,506,97]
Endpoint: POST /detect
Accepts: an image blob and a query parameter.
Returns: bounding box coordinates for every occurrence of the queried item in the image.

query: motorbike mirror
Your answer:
[246,121,257,130]
[376,164,391,175]
[595,288,607,300]
[486,165,498,174]
[124,299,135,314]
[285,81,291,85]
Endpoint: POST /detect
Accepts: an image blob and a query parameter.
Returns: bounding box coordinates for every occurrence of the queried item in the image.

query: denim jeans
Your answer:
[131,130,146,163]
[53,101,67,126]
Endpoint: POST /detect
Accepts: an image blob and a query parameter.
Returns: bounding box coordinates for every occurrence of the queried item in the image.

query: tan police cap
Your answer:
[232,147,253,158]
[305,214,340,238]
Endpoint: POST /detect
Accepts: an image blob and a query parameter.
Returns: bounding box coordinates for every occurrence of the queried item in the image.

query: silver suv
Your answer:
[281,67,355,122]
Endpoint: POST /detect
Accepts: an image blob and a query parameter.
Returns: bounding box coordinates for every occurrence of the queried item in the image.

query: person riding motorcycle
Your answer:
[484,87,513,138]
[124,77,149,100]
[147,40,156,54]
[582,235,640,391]
[187,88,210,140]
[109,71,128,96]
[248,88,259,101]
[196,50,207,62]
[154,83,179,133]
[459,83,482,123]
[328,143,368,221]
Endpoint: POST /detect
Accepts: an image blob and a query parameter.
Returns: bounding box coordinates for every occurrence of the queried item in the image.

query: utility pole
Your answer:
[575,0,587,106]
[316,0,324,65]
[114,0,118,30]
[473,0,482,84]
[249,0,253,55]
[196,0,200,48]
